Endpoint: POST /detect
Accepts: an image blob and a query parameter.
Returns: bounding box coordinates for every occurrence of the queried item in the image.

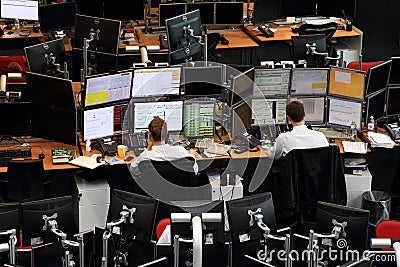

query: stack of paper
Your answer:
[342,141,368,154]
[368,132,395,149]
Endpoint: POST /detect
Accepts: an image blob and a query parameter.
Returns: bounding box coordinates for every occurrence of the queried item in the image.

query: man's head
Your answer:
[148,116,168,142]
[286,101,306,124]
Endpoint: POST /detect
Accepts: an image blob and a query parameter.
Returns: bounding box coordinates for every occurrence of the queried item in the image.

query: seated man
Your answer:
[130,116,198,176]
[270,101,329,159]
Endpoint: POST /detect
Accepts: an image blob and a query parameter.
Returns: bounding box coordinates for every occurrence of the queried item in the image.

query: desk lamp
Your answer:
[43,213,83,267]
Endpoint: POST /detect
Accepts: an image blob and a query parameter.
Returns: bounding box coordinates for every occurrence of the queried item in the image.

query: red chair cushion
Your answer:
[156,218,171,240]
[347,61,384,74]
[0,55,28,83]
[376,220,400,250]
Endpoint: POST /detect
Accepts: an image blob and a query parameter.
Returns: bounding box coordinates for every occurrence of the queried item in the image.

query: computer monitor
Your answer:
[25,72,77,145]
[253,68,290,97]
[386,87,400,115]
[316,201,369,251]
[365,60,392,97]
[74,14,121,54]
[231,99,252,137]
[71,49,118,80]
[133,101,183,133]
[183,65,223,96]
[39,1,76,32]
[21,196,75,246]
[317,0,356,20]
[289,96,325,124]
[107,189,158,244]
[132,67,181,98]
[183,100,215,138]
[365,89,386,123]
[230,68,254,107]
[137,258,168,267]
[24,38,67,78]
[215,2,243,26]
[159,3,186,27]
[328,67,365,100]
[388,56,400,86]
[227,193,276,267]
[252,98,287,125]
[186,2,214,25]
[75,0,103,18]
[103,0,144,21]
[0,203,20,246]
[290,68,328,95]
[0,0,39,21]
[83,102,130,141]
[84,70,133,107]
[166,10,202,64]
[326,97,362,130]
[253,0,281,24]
[0,102,31,137]
[291,34,327,66]
[280,0,316,17]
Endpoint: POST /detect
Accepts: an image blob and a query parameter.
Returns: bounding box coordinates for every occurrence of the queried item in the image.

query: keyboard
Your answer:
[315,128,352,139]
[0,148,32,167]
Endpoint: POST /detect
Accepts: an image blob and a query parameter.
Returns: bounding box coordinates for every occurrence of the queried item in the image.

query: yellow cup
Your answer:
[117,145,128,158]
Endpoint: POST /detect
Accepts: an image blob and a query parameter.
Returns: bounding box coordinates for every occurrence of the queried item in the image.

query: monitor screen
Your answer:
[74,15,121,54]
[254,68,290,97]
[317,0,356,20]
[21,196,75,247]
[159,3,186,27]
[186,2,214,25]
[26,72,77,145]
[252,98,287,125]
[39,1,76,32]
[183,65,223,96]
[24,38,67,77]
[280,0,316,17]
[289,96,325,124]
[0,203,20,247]
[132,67,181,97]
[231,69,254,106]
[253,0,281,24]
[389,56,400,85]
[0,102,31,136]
[184,100,215,138]
[133,101,183,133]
[385,87,400,115]
[365,60,391,97]
[103,0,144,21]
[232,100,252,137]
[328,67,365,100]
[83,102,129,141]
[326,97,362,130]
[290,68,328,95]
[107,189,158,244]
[84,70,133,107]
[215,2,243,25]
[0,0,38,21]
[365,89,386,123]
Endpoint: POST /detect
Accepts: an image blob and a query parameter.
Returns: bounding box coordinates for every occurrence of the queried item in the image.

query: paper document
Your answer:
[69,154,104,169]
[342,141,368,154]
[368,132,395,149]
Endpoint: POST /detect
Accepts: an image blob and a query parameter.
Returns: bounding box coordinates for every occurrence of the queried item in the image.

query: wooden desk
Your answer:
[0,26,44,40]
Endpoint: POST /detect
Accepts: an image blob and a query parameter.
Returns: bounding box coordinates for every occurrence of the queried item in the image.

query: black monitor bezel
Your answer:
[158,3,187,28]
[289,67,329,96]
[385,87,400,116]
[253,67,291,97]
[326,96,363,130]
[39,1,77,32]
[388,56,400,86]
[251,97,288,126]
[365,88,386,124]
[215,2,244,26]
[183,65,224,96]
[289,95,326,125]
[183,99,216,138]
[365,60,392,97]
[186,2,215,25]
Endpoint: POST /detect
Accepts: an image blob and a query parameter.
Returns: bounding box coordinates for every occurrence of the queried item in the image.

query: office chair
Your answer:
[347,60,384,74]
[206,32,222,62]
[6,159,48,202]
[266,146,347,225]
[376,220,400,251]
[297,22,339,66]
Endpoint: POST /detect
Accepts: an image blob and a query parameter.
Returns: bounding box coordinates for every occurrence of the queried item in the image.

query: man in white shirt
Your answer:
[130,116,198,176]
[270,101,329,159]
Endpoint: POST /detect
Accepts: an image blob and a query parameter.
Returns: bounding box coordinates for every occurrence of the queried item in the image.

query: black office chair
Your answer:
[297,22,339,66]
[6,159,48,202]
[206,32,222,62]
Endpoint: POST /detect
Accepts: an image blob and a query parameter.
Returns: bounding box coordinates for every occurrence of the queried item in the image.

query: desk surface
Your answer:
[243,22,362,43]
[0,26,44,39]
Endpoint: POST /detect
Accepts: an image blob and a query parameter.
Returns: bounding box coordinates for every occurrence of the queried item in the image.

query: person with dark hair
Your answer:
[270,101,328,159]
[130,116,198,175]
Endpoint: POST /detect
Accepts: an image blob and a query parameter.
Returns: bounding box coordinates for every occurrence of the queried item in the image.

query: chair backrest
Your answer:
[347,60,384,74]
[7,159,45,202]
[298,22,338,43]
[376,220,400,251]
[155,218,171,240]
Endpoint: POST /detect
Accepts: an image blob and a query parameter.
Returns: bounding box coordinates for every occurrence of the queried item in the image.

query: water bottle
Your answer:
[367,116,375,131]
[14,19,20,34]
[350,120,357,141]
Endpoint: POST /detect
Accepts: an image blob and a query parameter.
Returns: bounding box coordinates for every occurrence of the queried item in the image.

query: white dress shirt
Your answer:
[130,144,198,176]
[270,125,329,159]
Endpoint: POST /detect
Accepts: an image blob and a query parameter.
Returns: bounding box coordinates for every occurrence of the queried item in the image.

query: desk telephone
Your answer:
[129,132,148,156]
[95,138,118,156]
[258,24,274,38]
[377,115,400,140]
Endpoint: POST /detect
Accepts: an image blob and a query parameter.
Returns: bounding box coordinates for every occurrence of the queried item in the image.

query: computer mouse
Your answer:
[38,153,45,159]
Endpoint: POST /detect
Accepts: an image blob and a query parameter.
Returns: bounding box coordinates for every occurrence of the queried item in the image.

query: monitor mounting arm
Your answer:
[106,205,136,229]
[81,28,100,84]
[183,25,208,64]
[45,53,69,79]
[0,229,17,265]
[306,43,340,62]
